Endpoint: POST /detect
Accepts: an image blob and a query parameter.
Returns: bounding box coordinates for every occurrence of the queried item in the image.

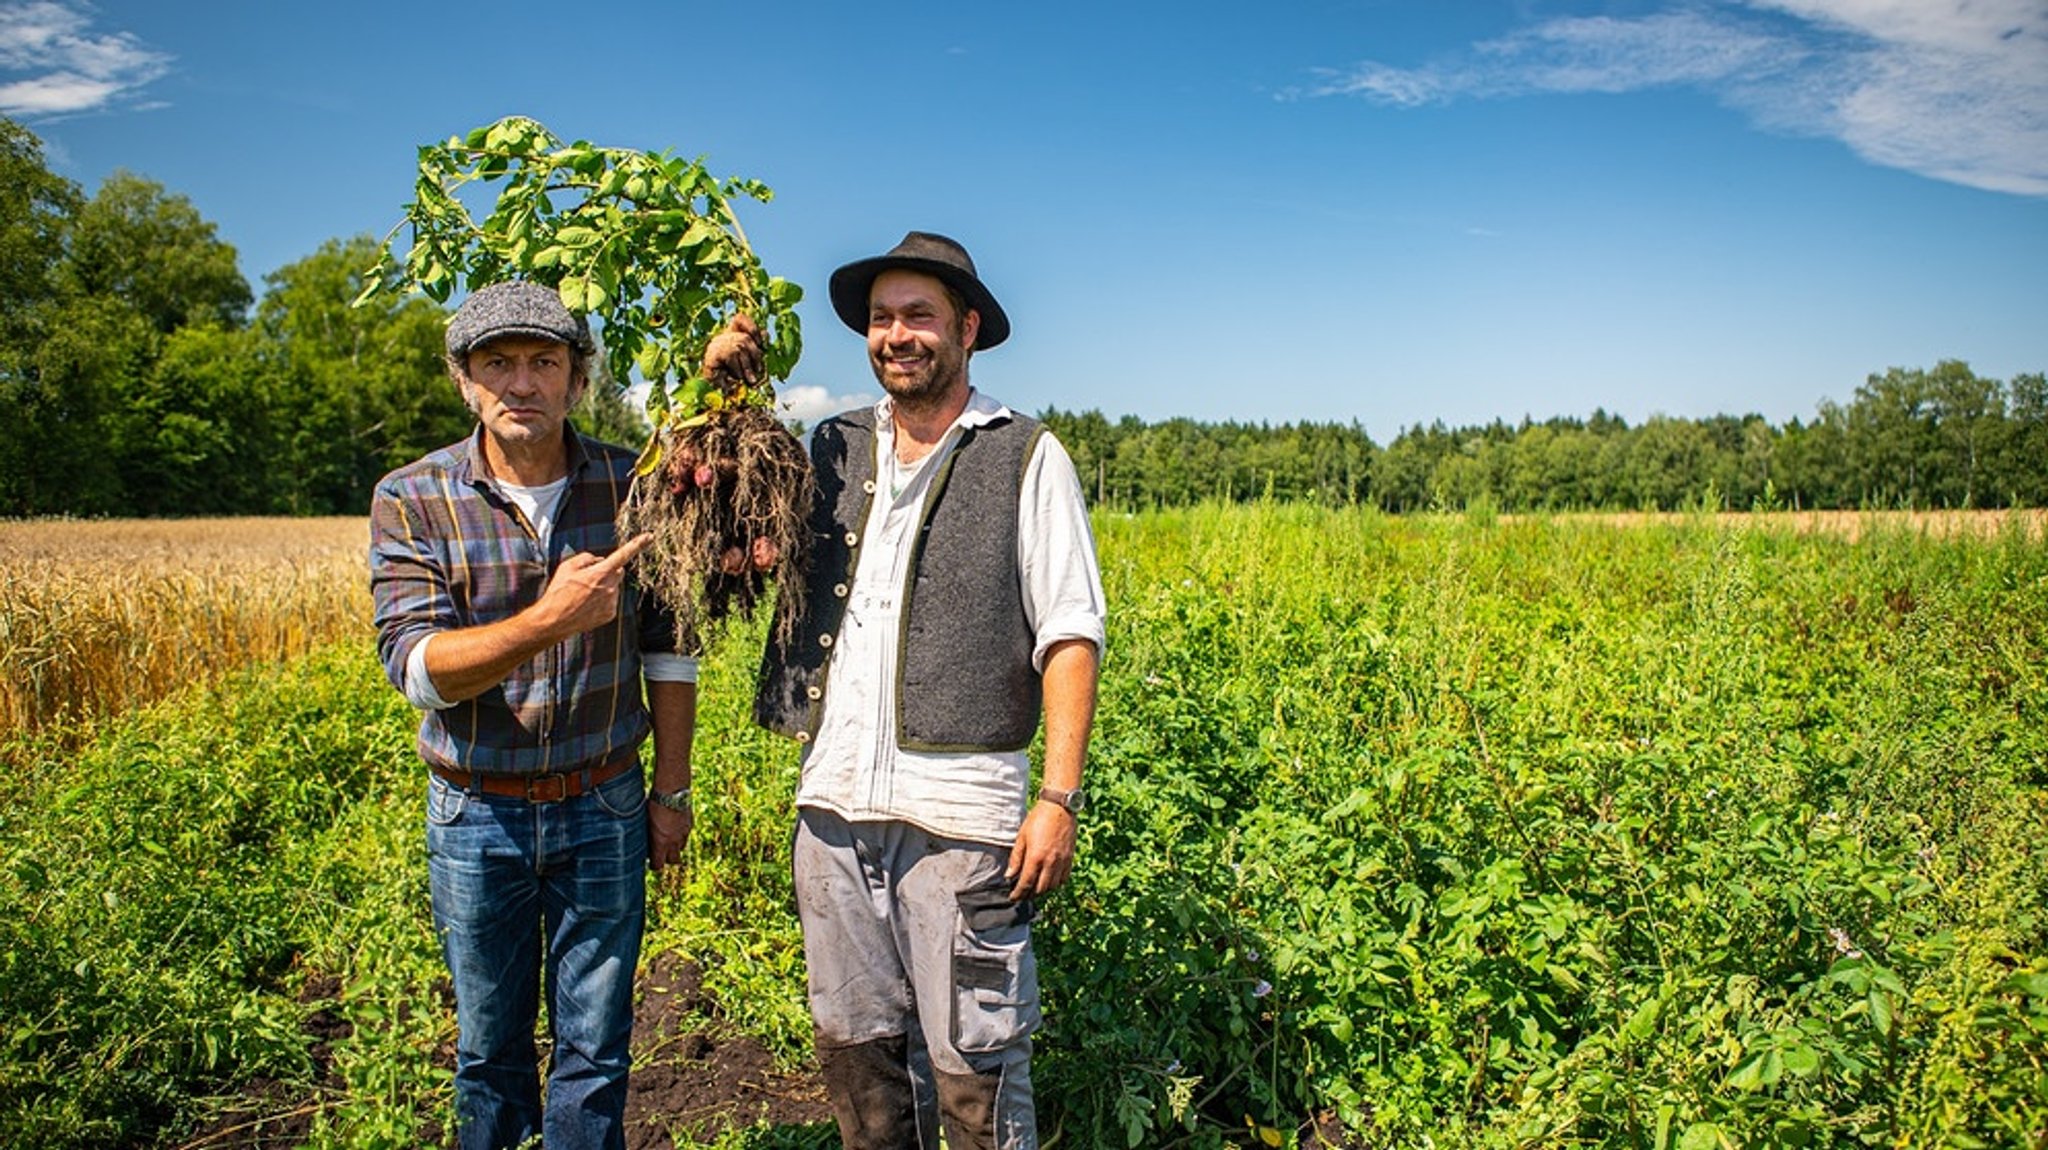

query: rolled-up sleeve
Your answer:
[1018,432,1107,671]
[633,578,680,659]
[369,479,453,694]
[633,575,698,682]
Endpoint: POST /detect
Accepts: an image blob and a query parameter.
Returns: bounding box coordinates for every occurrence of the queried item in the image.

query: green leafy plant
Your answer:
[358,114,812,648]
[7,508,2044,1147]
[1029,506,2048,1147]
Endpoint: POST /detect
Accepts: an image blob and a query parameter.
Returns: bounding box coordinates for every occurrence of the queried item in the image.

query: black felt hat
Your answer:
[828,231,1010,350]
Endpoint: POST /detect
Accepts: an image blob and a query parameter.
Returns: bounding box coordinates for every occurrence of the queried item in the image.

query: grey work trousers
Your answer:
[793,806,1041,1150]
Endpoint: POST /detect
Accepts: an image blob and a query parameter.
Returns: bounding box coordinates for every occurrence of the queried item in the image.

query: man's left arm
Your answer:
[1007,637,1098,898]
[1006,431,1108,899]
[645,678,696,872]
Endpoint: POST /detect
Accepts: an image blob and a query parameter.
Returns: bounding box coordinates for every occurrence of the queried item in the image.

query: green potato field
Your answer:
[1,506,2042,1148]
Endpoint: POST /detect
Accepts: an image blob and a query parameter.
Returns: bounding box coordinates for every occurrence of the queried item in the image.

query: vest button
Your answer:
[833,583,849,597]
[806,686,822,700]
[818,633,834,648]
[795,731,811,744]
[862,480,876,493]
[844,532,858,546]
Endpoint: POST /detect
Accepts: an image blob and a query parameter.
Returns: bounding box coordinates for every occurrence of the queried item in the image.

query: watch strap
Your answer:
[1037,785,1085,815]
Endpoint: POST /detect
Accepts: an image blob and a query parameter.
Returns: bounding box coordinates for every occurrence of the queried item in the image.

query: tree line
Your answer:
[6,116,2042,518]
[1045,357,2048,514]
[0,119,641,518]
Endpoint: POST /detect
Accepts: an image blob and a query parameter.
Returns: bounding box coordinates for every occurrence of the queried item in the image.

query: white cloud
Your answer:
[1484,12,1802,95]
[0,0,70,62]
[1304,60,1447,106]
[616,380,870,434]
[0,0,169,117]
[775,383,876,429]
[1746,0,2048,196]
[0,71,113,112]
[1756,0,2041,55]
[1295,1,2048,198]
[1296,11,1800,102]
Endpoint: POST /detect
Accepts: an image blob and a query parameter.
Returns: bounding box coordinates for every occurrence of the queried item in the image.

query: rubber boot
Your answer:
[818,1034,926,1150]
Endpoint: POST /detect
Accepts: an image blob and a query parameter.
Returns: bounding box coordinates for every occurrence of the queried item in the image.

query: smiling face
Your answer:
[457,334,586,474]
[866,268,979,413]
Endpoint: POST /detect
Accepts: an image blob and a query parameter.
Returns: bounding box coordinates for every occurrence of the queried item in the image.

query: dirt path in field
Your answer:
[178,950,832,1149]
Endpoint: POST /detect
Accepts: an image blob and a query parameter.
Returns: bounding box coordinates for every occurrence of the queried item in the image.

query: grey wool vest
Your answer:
[755,407,1047,751]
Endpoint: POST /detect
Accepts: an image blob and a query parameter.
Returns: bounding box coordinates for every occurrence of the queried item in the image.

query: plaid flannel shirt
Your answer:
[369,424,676,776]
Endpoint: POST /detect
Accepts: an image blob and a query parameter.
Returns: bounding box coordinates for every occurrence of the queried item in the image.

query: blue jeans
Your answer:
[426,767,648,1150]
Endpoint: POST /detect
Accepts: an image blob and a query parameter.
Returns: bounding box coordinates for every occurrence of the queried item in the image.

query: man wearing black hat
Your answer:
[756,233,1107,1149]
[370,282,757,1150]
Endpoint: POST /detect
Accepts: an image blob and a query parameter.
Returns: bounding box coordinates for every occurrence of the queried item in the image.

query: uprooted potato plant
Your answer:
[622,379,811,648]
[359,114,811,650]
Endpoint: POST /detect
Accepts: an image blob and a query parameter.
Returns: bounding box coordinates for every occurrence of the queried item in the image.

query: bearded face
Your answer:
[865,269,978,412]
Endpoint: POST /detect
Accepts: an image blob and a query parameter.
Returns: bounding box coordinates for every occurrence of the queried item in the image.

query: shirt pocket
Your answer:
[950,881,1042,1054]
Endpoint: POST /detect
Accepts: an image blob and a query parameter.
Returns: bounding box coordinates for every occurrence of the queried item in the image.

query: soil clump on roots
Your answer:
[619,405,813,653]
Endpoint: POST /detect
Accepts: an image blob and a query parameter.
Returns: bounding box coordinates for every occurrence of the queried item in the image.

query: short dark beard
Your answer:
[871,312,970,414]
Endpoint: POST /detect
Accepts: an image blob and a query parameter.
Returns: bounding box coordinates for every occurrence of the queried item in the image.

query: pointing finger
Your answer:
[598,533,654,571]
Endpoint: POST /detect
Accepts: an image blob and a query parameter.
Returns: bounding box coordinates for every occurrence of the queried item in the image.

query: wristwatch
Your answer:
[649,786,692,812]
[1037,785,1087,816]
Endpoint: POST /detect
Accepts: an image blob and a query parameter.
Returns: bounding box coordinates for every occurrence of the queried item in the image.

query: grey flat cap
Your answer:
[445,281,595,359]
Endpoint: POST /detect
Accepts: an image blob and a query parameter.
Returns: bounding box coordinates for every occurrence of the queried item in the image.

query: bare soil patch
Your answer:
[624,952,833,1148]
[175,951,831,1149]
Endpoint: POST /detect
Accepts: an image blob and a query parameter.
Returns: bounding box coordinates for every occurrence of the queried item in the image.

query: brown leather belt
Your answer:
[429,749,637,803]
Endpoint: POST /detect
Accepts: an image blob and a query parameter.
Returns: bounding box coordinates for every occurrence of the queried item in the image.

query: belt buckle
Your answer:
[525,772,570,803]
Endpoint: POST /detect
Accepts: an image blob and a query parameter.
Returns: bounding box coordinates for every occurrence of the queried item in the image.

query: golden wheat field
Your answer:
[0,518,370,740]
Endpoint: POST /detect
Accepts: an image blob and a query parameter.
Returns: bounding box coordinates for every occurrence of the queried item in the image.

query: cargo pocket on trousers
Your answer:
[951,882,1042,1055]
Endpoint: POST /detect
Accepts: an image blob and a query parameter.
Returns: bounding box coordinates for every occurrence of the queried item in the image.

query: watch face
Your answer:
[1044,787,1086,813]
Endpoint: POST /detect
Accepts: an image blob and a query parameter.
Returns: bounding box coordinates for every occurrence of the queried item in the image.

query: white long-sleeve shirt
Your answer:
[794,391,1107,845]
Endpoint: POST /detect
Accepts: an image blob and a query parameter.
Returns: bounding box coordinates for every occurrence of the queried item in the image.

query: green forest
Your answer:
[1044,365,2048,514]
[6,116,2044,519]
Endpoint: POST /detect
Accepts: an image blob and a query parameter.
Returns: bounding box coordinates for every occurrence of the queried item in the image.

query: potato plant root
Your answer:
[619,405,812,652]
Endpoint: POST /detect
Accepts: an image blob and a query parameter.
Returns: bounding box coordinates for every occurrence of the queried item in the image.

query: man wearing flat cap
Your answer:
[369,282,755,1149]
[756,233,1107,1149]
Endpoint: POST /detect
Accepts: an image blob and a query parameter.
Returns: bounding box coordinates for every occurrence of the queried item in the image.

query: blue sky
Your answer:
[5,0,2044,438]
